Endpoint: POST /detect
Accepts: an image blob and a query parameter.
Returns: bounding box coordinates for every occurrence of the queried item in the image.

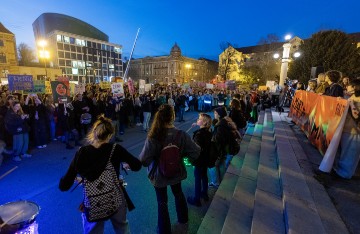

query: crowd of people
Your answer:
[1,69,359,233]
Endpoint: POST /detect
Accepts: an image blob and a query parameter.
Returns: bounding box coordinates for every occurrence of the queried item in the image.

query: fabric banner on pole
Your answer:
[7,74,34,91]
[127,78,135,95]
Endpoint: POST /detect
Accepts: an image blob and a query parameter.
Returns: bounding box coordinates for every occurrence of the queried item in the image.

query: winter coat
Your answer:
[4,108,29,135]
[139,127,200,188]
[192,128,212,167]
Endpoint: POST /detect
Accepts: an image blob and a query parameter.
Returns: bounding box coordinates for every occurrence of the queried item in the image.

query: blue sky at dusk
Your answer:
[1,0,359,61]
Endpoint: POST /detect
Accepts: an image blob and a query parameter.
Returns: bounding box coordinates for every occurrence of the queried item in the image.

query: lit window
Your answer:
[72,68,78,75]
[64,36,70,43]
[0,53,6,63]
[72,61,78,67]
[114,47,121,53]
[57,35,62,42]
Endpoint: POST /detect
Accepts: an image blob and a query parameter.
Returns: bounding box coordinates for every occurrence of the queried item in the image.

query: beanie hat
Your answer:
[214,106,227,119]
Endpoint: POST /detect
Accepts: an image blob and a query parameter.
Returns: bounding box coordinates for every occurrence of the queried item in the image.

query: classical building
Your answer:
[128,43,218,84]
[218,37,302,83]
[32,13,124,83]
[0,22,61,84]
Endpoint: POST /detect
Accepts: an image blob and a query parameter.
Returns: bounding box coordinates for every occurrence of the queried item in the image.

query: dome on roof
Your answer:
[170,43,181,57]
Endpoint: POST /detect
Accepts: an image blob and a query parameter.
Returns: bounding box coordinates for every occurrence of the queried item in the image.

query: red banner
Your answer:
[289,91,348,156]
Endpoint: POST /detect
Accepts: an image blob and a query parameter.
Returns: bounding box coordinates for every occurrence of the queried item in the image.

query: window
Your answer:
[65,60,71,66]
[70,37,75,44]
[0,53,6,63]
[70,45,76,51]
[65,52,71,59]
[71,53,76,59]
[72,61,78,68]
[0,40,4,47]
[77,54,82,60]
[114,47,121,53]
[57,51,64,58]
[64,44,70,51]
[57,43,64,50]
[72,68,78,75]
[59,59,65,66]
[56,35,62,42]
[64,36,70,43]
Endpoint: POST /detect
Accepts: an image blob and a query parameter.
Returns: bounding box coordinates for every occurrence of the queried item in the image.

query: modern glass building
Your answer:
[33,13,123,83]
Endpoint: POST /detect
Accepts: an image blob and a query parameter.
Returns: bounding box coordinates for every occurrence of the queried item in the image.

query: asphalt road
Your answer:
[0,111,215,234]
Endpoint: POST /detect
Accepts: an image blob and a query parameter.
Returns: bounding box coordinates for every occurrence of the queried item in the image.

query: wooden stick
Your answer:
[0,166,18,180]
[0,211,23,228]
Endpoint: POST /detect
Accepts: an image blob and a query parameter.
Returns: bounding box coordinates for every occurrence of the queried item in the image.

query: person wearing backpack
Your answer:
[187,113,213,207]
[59,115,142,234]
[209,106,240,187]
[139,104,200,234]
[229,98,247,136]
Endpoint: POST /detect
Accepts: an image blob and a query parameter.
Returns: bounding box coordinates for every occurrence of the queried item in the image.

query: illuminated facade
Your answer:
[128,43,218,84]
[0,22,17,81]
[33,13,123,83]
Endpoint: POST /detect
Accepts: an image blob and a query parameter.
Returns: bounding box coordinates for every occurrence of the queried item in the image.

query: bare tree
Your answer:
[18,43,36,66]
[218,42,238,81]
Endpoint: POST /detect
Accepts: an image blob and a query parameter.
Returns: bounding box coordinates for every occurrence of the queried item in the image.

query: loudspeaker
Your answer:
[310,66,324,79]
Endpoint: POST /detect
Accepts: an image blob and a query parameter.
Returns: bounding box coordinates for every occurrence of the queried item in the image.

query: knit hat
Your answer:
[214,106,227,119]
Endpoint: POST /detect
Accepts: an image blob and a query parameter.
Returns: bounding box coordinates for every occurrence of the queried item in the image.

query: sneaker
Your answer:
[208,182,219,188]
[53,138,57,141]
[22,153,32,158]
[42,145,47,148]
[13,156,22,162]
[187,196,201,207]
[37,145,44,149]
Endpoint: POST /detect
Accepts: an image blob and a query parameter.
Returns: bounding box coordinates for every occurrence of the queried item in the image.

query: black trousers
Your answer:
[154,182,188,234]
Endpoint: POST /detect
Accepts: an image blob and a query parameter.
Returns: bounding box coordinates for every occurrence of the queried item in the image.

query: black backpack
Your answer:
[228,129,241,155]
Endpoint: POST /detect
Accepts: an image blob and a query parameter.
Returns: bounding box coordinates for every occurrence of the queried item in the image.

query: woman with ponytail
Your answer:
[59,115,141,233]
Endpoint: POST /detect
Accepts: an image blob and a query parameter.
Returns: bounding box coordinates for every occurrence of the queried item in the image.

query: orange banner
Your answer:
[289,90,348,155]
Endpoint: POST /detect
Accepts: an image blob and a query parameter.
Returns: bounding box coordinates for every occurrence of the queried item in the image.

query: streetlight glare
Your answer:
[273,53,280,59]
[38,40,47,47]
[293,52,301,58]
[285,35,292,41]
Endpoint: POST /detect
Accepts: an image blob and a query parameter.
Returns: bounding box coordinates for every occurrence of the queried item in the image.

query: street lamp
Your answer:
[275,34,300,87]
[38,40,50,79]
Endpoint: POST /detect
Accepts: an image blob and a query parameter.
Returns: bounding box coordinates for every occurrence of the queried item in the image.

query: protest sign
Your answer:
[139,79,145,94]
[23,80,45,94]
[7,75,34,91]
[111,82,124,97]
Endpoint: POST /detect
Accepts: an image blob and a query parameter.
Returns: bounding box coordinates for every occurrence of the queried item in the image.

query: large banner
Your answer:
[139,79,145,94]
[289,90,348,157]
[8,74,34,91]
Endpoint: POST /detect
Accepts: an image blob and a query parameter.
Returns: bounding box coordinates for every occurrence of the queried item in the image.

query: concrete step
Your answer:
[221,111,265,234]
[272,111,327,234]
[251,109,284,234]
[276,113,349,234]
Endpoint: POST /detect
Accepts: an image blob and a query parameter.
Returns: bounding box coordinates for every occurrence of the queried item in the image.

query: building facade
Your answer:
[32,13,123,83]
[128,43,218,84]
[0,22,18,82]
[218,37,303,83]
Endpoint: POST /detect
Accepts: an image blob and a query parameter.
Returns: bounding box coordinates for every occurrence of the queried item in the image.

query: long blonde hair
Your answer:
[86,115,114,145]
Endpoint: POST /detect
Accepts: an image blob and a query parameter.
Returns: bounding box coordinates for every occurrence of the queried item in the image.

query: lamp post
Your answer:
[38,40,50,79]
[274,34,300,87]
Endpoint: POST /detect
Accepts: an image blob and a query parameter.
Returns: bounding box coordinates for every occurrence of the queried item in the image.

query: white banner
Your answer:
[206,83,214,89]
[139,79,145,94]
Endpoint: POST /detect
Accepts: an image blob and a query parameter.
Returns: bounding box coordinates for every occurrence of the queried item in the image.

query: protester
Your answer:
[59,115,142,234]
[315,73,329,94]
[333,79,360,179]
[323,70,344,97]
[139,104,200,234]
[187,113,212,207]
[4,101,31,161]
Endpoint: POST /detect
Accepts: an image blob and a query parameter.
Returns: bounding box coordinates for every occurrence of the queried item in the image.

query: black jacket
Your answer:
[192,128,212,166]
[59,143,142,191]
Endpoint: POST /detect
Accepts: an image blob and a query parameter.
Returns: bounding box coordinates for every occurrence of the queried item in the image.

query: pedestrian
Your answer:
[187,113,212,207]
[59,115,142,234]
[139,104,200,234]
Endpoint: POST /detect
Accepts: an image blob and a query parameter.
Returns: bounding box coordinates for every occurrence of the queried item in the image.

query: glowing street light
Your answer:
[37,40,50,79]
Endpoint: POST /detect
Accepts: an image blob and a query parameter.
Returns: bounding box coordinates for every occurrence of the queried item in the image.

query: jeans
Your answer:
[209,158,226,185]
[178,107,185,121]
[81,203,130,234]
[193,166,208,201]
[154,183,188,234]
[13,133,29,156]
[143,112,151,131]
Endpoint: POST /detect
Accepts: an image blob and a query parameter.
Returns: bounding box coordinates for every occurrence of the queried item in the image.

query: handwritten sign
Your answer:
[8,74,34,91]
[45,81,52,94]
[100,81,111,90]
[139,79,145,94]
[145,84,152,92]
[111,82,124,97]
